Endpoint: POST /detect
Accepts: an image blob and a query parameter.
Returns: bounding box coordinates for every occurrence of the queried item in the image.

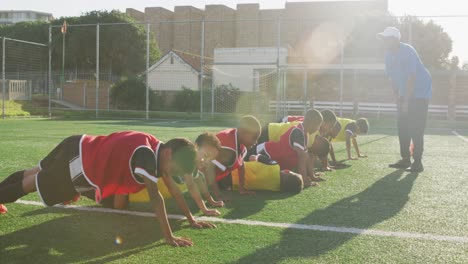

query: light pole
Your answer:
[61,20,67,100]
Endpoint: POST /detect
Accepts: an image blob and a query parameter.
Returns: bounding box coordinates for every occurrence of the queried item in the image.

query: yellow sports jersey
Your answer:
[333,118,355,142]
[268,122,300,142]
[231,161,281,192]
[129,179,187,202]
[306,130,319,149]
[268,122,317,148]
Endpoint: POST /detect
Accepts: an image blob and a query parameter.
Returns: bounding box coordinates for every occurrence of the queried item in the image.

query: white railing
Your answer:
[269,100,453,118]
[0,80,31,101]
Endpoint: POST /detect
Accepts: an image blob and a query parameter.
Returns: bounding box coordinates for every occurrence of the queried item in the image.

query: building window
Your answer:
[170,55,174,64]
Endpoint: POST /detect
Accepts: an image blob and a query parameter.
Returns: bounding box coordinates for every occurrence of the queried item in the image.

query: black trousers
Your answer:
[397,98,429,162]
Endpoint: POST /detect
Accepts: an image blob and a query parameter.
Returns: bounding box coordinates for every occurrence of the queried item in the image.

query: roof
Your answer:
[148,50,212,75]
[0,10,53,16]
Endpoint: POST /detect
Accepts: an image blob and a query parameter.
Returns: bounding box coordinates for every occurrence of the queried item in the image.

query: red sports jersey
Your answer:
[80,131,161,202]
[264,123,307,170]
[213,128,247,181]
[283,115,304,123]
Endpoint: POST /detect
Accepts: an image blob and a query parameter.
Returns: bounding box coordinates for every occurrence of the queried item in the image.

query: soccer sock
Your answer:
[0,170,25,188]
[0,181,26,203]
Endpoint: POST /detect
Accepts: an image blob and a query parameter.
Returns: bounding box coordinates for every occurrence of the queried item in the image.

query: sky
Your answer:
[2,0,468,63]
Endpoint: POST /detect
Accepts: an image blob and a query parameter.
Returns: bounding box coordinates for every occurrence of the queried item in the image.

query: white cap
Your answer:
[377,27,401,40]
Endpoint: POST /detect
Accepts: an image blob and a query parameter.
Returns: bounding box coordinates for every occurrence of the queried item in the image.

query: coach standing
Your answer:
[377,27,432,173]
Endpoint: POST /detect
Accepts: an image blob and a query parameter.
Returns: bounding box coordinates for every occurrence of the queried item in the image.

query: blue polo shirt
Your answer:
[385,43,432,99]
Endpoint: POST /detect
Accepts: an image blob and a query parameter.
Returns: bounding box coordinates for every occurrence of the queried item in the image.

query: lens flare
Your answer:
[115,236,123,245]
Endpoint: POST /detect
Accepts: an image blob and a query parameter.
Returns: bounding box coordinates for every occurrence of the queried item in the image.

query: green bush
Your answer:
[173,87,200,113]
[110,77,163,111]
[215,84,240,113]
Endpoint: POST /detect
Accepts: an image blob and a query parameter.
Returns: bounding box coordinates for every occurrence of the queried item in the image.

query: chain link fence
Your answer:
[2,15,468,120]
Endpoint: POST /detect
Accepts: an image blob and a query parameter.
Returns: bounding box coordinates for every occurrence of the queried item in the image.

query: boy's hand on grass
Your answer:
[165,236,193,247]
[190,220,217,229]
[203,208,221,217]
[311,176,326,182]
[208,199,225,208]
[239,188,255,195]
[303,177,319,187]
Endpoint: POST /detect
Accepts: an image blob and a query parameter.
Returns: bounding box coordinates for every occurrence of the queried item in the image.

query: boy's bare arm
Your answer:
[163,175,216,229]
[204,162,227,202]
[352,137,367,158]
[143,177,193,247]
[295,147,313,186]
[329,143,337,164]
[184,174,220,216]
[194,175,224,207]
[346,134,357,160]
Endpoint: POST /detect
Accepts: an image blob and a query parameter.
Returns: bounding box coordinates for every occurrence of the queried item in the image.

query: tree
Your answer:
[0,10,160,76]
[398,16,452,70]
[345,14,453,70]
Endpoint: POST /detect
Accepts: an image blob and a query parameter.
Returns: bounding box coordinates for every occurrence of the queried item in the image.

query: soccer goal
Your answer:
[1,37,48,118]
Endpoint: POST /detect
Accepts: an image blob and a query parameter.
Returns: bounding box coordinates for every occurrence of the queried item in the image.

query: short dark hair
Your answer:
[239,115,261,133]
[164,138,197,175]
[195,132,221,150]
[304,109,323,126]
[356,118,369,134]
[310,136,330,159]
[320,110,337,124]
[280,171,303,193]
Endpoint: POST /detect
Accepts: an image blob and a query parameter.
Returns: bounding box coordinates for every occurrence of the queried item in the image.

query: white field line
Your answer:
[452,131,468,143]
[148,120,182,125]
[15,200,468,243]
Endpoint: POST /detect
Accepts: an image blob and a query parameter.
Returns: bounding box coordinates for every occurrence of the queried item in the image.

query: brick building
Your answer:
[126,1,388,59]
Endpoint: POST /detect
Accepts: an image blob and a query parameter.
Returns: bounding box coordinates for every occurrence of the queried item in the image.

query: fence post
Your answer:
[408,18,413,45]
[276,18,282,120]
[146,23,150,120]
[448,70,457,120]
[353,69,358,115]
[199,19,205,121]
[48,25,52,118]
[211,74,215,118]
[95,23,100,118]
[339,40,344,117]
[303,69,307,115]
[2,37,5,119]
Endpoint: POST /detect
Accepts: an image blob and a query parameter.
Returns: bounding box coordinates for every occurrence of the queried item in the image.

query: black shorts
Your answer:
[36,135,93,206]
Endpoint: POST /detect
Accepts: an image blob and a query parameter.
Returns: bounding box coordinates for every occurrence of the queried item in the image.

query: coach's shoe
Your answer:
[407,161,424,173]
[0,204,8,214]
[389,159,411,169]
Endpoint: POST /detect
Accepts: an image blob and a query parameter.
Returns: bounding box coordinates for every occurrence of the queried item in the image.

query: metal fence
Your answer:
[1,37,48,118]
[2,15,468,120]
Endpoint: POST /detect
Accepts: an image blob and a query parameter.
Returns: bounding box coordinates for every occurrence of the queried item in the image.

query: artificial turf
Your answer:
[0,119,467,263]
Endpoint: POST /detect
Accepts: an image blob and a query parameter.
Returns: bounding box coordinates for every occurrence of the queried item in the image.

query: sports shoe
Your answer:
[407,161,424,173]
[0,204,8,214]
[389,159,411,169]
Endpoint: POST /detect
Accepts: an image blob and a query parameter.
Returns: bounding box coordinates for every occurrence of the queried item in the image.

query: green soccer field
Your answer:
[1,119,467,264]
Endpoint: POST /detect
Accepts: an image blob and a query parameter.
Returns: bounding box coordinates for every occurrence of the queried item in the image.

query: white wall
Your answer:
[148,54,199,91]
[213,47,288,92]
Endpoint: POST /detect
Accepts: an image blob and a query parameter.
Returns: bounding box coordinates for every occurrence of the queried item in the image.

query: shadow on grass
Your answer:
[223,191,297,220]
[0,207,183,264]
[235,170,418,263]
